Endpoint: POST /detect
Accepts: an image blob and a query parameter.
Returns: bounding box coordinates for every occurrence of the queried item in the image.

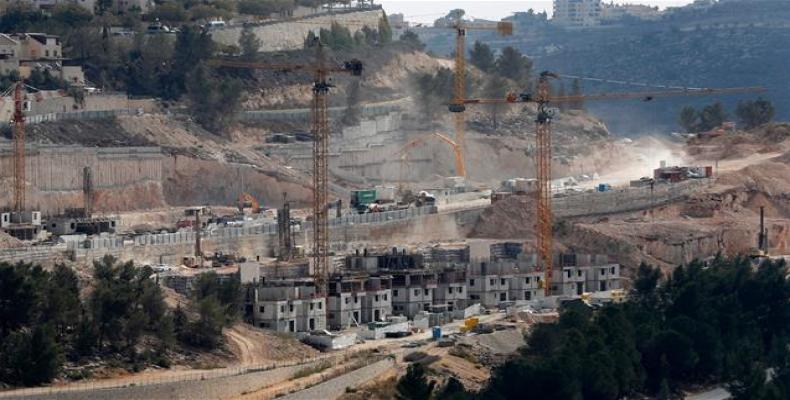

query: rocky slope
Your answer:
[469,124,790,274]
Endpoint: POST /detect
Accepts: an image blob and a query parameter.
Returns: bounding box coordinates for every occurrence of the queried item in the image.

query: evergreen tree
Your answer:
[495,46,532,86]
[482,74,507,129]
[469,41,495,73]
[698,102,727,131]
[679,106,698,132]
[304,30,318,48]
[378,12,393,44]
[239,26,261,60]
[399,30,425,51]
[395,363,435,400]
[735,98,774,129]
[185,64,243,133]
[342,79,362,126]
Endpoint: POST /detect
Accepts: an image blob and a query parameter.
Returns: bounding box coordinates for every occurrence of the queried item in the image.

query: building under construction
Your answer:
[240,241,620,334]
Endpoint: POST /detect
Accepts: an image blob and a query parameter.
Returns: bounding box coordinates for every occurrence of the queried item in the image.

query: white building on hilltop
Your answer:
[553,0,603,27]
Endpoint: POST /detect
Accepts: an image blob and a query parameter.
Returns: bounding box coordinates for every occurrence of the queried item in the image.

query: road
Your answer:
[685,387,731,400]
[279,358,395,400]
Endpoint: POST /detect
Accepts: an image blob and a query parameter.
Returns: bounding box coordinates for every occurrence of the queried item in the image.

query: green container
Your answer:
[352,190,377,205]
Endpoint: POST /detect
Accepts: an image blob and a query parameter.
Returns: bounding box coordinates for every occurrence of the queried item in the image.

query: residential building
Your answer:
[247,281,326,333]
[390,269,438,319]
[553,0,603,27]
[601,2,661,22]
[327,275,367,330]
[434,268,467,312]
[13,33,62,60]
[361,276,392,323]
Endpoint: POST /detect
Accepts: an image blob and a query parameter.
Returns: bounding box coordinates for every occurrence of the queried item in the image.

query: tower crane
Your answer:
[456,72,765,296]
[208,44,363,297]
[445,20,513,179]
[393,132,465,191]
[12,81,26,222]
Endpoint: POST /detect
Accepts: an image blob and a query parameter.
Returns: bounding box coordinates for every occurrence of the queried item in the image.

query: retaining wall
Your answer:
[210,10,383,52]
[0,145,163,192]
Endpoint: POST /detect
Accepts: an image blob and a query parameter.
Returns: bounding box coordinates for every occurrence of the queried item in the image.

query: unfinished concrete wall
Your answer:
[0,145,164,213]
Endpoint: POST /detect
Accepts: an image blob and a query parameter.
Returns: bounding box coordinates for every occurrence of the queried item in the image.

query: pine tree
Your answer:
[379,12,393,44]
[395,363,435,400]
[469,41,495,73]
[239,26,261,60]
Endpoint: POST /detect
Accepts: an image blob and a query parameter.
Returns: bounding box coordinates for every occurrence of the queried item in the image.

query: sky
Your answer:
[377,0,695,23]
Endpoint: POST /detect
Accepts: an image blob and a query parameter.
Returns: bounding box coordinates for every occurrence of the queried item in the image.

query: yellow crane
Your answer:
[446,20,513,179]
[208,43,363,297]
[457,74,765,296]
[393,132,465,191]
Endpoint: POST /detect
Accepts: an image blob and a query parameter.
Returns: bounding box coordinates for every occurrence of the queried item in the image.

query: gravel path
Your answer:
[280,358,395,400]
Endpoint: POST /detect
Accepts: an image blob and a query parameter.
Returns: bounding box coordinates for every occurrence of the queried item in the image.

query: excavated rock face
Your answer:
[467,134,790,275]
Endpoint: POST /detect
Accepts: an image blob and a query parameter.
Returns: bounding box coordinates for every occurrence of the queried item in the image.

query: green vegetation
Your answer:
[681,99,775,133]
[0,257,241,387]
[410,43,533,124]
[178,271,241,348]
[736,98,775,130]
[397,256,789,400]
[469,41,495,73]
[678,102,728,133]
[399,30,425,51]
[396,363,436,400]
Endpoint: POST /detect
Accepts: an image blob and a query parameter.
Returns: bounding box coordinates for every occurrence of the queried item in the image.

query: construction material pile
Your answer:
[0,231,22,249]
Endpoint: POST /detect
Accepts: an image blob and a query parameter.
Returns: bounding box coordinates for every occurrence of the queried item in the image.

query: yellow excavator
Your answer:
[238,192,261,214]
[393,132,466,192]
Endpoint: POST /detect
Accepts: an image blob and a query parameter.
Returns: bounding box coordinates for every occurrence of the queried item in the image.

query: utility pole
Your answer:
[83,166,93,218]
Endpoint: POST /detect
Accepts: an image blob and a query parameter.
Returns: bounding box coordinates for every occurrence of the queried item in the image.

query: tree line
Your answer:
[0,256,240,387]
[395,255,790,400]
[409,40,585,128]
[679,99,774,133]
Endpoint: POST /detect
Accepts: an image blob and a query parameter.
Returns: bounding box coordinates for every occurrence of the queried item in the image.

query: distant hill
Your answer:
[414,0,790,135]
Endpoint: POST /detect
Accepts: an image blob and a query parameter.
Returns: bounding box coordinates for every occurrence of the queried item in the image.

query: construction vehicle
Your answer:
[350,189,378,213]
[457,72,765,296]
[209,43,362,296]
[238,192,261,214]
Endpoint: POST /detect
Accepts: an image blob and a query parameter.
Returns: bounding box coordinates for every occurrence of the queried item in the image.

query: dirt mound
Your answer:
[0,231,22,249]
[469,195,536,240]
[717,159,790,197]
[224,324,319,366]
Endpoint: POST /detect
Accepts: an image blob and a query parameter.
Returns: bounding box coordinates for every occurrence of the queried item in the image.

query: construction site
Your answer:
[0,1,789,399]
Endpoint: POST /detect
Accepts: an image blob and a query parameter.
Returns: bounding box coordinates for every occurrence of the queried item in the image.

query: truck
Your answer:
[597,183,612,192]
[350,189,378,213]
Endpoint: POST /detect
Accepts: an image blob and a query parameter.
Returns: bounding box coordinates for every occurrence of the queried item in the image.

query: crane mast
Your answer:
[455,77,765,297]
[535,73,554,295]
[12,82,25,220]
[208,44,362,296]
[453,27,466,179]
[448,21,513,179]
[311,45,331,297]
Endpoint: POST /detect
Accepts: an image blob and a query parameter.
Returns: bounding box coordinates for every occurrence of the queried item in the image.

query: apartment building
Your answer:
[248,281,326,333]
[553,0,603,27]
[434,268,468,312]
[391,269,438,319]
